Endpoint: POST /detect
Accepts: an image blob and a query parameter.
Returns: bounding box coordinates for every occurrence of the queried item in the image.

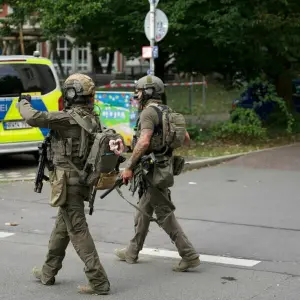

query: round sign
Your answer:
[144,9,169,43]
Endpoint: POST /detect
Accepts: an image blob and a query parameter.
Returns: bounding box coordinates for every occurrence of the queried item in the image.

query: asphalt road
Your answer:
[0,145,300,299]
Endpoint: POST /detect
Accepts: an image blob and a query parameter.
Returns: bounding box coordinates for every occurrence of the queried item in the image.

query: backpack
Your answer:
[66,108,125,190]
[148,103,186,150]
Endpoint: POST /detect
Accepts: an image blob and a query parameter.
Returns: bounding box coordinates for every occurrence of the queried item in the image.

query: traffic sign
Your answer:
[153,46,159,58]
[142,46,159,59]
[142,46,153,58]
[144,9,169,42]
[148,0,159,7]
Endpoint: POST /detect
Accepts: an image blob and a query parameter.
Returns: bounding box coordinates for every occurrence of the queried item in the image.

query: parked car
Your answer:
[231,80,300,119]
[0,53,63,157]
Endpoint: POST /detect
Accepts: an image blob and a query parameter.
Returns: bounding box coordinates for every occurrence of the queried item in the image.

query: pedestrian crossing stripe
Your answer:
[0,232,15,238]
[140,248,261,267]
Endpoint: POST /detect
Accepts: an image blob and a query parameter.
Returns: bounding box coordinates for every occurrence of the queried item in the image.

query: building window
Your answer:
[77,45,89,71]
[52,38,73,76]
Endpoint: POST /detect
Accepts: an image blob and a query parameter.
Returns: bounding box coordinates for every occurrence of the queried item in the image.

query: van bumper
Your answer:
[0,141,40,155]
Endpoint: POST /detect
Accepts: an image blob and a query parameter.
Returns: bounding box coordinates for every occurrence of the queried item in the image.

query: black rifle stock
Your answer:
[34,132,53,193]
[99,177,123,199]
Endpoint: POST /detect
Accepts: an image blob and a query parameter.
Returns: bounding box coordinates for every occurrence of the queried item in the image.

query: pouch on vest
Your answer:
[150,156,174,189]
[173,155,185,176]
[49,168,67,207]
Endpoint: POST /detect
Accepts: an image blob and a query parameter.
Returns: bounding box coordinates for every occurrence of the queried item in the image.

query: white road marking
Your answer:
[140,247,261,267]
[7,174,22,178]
[0,232,15,238]
[0,175,35,182]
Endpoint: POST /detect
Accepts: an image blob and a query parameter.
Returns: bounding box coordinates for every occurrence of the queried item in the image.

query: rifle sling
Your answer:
[60,207,74,233]
[68,108,99,133]
[115,182,174,228]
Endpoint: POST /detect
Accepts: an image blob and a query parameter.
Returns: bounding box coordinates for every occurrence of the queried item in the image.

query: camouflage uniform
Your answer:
[115,76,200,272]
[17,74,110,295]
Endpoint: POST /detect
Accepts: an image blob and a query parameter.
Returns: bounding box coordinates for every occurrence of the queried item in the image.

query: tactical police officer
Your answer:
[115,75,200,272]
[17,74,110,295]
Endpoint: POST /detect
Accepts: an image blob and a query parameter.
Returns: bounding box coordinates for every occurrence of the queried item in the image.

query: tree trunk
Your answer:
[2,41,7,55]
[275,70,293,111]
[154,48,169,104]
[19,25,25,55]
[52,41,66,78]
[154,49,168,82]
[91,43,103,73]
[106,51,115,74]
[47,43,52,59]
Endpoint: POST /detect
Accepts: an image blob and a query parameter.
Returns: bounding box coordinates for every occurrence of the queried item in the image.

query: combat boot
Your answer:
[32,267,55,285]
[172,257,200,272]
[114,248,137,264]
[78,284,110,295]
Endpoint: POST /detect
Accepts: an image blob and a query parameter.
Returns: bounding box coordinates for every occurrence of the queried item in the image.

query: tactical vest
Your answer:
[47,107,100,170]
[133,101,165,154]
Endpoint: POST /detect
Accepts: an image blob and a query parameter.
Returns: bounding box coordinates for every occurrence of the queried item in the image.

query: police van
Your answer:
[0,52,63,157]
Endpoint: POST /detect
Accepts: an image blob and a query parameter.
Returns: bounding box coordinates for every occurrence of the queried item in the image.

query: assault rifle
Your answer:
[99,153,156,200]
[34,131,54,193]
[88,154,126,215]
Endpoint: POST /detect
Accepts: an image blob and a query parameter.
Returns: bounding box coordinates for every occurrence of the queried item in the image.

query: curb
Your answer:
[183,153,244,172]
[182,142,300,172]
[0,142,299,183]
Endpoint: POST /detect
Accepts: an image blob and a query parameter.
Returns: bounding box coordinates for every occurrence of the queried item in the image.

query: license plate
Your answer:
[3,121,32,130]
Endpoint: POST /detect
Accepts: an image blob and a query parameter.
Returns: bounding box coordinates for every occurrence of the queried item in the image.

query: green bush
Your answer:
[186,125,200,140]
[186,125,215,142]
[212,108,267,144]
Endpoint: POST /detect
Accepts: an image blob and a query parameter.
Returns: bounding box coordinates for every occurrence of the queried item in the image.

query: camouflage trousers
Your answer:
[40,182,110,293]
[125,186,199,262]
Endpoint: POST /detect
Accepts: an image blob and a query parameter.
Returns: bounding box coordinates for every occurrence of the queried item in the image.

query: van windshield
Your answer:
[0,63,56,97]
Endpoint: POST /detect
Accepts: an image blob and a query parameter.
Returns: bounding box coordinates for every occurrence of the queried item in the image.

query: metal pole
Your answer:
[149,0,156,75]
[202,75,206,106]
[188,75,193,113]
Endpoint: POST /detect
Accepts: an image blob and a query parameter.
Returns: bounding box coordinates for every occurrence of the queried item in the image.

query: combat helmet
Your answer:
[135,75,165,103]
[63,73,95,106]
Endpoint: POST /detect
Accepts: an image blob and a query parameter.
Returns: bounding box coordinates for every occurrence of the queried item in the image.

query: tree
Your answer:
[0,0,39,54]
[3,0,300,108]
[163,0,300,108]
